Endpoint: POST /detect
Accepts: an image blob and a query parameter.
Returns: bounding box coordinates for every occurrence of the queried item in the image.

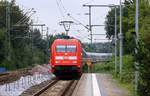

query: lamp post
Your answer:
[135,0,139,95]
[114,6,117,75]
[119,0,123,79]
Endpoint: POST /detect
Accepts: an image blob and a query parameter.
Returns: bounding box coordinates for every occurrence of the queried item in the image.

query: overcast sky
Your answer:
[14,0,120,43]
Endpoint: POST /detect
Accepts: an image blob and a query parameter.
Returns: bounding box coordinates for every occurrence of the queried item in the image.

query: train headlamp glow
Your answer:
[68,56,77,60]
[55,61,60,63]
[55,56,64,60]
[72,61,77,63]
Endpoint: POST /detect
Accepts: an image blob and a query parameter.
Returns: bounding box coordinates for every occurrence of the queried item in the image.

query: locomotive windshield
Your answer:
[56,45,76,52]
[56,45,66,52]
[66,45,76,52]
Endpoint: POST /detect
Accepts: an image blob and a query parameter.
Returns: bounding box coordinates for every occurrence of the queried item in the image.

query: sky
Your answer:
[13,0,120,43]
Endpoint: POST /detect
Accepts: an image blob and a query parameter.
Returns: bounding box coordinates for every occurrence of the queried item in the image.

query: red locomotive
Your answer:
[50,39,82,78]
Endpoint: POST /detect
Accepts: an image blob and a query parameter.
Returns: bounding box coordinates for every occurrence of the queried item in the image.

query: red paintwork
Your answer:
[50,39,82,76]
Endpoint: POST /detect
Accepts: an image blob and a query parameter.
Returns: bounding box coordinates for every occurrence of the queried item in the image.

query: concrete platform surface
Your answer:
[72,73,130,96]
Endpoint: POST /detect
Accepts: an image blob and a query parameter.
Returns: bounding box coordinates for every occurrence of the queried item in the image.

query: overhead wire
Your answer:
[56,0,88,29]
[55,0,65,18]
[69,29,89,41]
[58,0,89,30]
[66,12,91,40]
[20,11,36,24]
[16,2,41,25]
[67,14,89,31]
[15,8,34,25]
[83,0,95,5]
[55,0,91,42]
[14,1,35,25]
[59,0,68,14]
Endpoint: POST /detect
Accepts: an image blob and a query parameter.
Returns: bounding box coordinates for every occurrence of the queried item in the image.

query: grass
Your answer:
[92,62,113,73]
[112,75,134,96]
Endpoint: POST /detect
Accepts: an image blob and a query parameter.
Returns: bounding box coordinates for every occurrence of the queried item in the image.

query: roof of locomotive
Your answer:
[53,39,80,44]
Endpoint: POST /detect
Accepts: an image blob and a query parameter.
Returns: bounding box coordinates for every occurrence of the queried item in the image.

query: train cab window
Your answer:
[56,45,66,52]
[66,45,76,52]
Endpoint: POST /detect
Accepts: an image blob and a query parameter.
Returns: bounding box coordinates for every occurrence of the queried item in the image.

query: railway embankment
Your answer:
[0,64,53,96]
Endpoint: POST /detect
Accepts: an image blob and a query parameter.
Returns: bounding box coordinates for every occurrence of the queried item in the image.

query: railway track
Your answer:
[0,72,9,77]
[0,68,31,85]
[0,72,10,83]
[32,80,78,96]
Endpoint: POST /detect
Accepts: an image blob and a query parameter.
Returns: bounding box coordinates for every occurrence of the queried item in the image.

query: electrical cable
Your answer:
[55,0,90,33]
[15,8,34,25]
[55,0,91,42]
[67,13,92,42]
[59,0,68,14]
[19,11,36,24]
[67,13,90,31]
[55,0,65,18]
[83,0,95,5]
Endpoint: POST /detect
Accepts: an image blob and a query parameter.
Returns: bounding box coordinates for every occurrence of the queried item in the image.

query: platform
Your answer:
[72,73,129,96]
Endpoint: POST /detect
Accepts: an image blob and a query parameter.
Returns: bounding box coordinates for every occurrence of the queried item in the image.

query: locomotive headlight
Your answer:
[72,61,77,63]
[55,61,59,63]
[55,56,64,60]
[68,56,77,60]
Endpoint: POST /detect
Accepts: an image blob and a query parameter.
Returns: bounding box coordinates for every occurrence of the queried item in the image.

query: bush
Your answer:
[121,55,134,83]
[93,60,114,73]
[92,55,134,83]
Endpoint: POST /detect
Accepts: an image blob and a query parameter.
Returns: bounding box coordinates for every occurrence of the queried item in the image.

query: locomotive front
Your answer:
[50,39,82,78]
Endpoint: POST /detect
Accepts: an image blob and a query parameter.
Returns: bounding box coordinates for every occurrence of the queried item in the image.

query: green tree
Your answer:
[0,1,49,70]
[0,1,31,69]
[136,0,150,95]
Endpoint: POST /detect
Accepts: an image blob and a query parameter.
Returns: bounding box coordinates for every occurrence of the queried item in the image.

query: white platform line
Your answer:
[92,74,101,96]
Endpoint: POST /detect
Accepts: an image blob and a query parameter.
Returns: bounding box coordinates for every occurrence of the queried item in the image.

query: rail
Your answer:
[32,80,58,96]
[32,80,78,96]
